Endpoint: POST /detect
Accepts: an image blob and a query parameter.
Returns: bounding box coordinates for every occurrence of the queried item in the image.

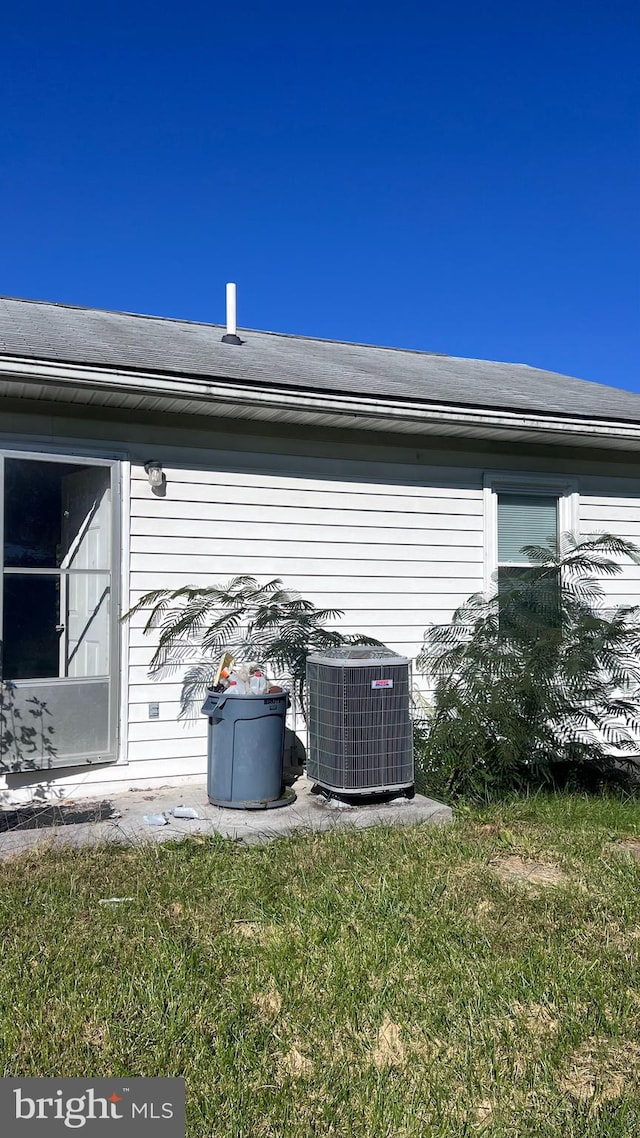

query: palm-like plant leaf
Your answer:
[416,532,640,799]
[124,576,382,717]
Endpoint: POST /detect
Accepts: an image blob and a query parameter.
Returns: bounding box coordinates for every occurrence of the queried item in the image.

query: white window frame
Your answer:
[483,472,579,597]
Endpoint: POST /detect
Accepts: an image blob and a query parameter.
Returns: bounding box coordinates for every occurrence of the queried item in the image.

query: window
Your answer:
[483,474,579,599]
[497,492,558,593]
[496,492,560,631]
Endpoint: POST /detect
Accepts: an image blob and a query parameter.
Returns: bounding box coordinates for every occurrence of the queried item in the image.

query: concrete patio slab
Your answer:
[0,776,452,860]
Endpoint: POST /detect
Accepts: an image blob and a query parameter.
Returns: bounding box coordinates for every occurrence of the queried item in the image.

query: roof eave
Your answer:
[1,354,640,452]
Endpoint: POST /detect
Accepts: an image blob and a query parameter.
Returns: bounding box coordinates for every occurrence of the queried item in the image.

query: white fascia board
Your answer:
[1,354,640,446]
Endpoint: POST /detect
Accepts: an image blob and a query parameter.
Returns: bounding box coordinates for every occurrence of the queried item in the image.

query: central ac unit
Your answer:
[306,646,414,795]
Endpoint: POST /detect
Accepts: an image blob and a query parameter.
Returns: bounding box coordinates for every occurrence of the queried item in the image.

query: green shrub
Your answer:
[415,534,640,802]
[125,575,380,716]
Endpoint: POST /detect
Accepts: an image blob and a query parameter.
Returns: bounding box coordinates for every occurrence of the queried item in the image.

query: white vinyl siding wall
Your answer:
[4,412,640,802]
[126,454,486,770]
[580,482,640,609]
[579,483,640,753]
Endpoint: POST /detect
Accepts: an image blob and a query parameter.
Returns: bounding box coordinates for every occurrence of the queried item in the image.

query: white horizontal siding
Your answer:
[580,487,640,608]
[580,506,640,526]
[130,547,482,570]
[129,562,478,590]
[578,485,640,754]
[130,483,479,512]
[126,606,471,642]
[123,460,640,774]
[128,577,480,600]
[131,522,483,546]
[8,424,640,799]
[125,735,208,762]
[131,508,484,534]
[128,717,203,741]
[126,455,484,763]
[0,756,212,802]
[128,680,187,704]
[128,633,430,668]
[132,466,482,493]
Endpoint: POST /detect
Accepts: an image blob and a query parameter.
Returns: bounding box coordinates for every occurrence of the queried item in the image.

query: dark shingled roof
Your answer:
[0,296,638,424]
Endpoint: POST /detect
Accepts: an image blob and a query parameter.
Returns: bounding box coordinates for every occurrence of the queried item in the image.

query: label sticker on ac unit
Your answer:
[371,679,394,689]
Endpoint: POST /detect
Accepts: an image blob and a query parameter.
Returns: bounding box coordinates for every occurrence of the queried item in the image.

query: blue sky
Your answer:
[1,1,638,390]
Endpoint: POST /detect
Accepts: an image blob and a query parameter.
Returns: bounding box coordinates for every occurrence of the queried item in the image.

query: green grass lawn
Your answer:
[1,795,640,1137]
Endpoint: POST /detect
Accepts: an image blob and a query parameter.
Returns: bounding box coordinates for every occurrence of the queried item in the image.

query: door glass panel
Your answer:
[3,575,60,679]
[4,460,111,569]
[60,467,111,571]
[3,573,110,680]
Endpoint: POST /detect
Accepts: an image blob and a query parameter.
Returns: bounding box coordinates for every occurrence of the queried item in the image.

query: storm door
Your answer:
[0,455,118,770]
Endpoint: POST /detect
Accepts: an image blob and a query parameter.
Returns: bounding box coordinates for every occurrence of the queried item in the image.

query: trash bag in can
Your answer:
[201,690,296,810]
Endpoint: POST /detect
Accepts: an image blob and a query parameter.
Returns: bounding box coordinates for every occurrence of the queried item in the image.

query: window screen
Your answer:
[497,494,558,563]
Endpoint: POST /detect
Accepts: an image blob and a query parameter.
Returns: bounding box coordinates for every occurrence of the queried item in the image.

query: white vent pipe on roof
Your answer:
[221,282,242,345]
[226,282,236,335]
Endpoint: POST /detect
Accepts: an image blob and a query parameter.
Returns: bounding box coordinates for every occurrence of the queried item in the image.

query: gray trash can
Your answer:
[201,690,296,810]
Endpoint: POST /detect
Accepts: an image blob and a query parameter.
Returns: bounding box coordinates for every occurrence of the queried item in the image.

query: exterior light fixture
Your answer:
[144,460,164,489]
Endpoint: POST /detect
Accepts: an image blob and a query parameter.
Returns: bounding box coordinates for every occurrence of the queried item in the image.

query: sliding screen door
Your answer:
[0,454,118,770]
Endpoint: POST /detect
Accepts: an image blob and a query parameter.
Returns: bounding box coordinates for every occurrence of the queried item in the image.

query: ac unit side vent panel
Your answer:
[307,655,414,794]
